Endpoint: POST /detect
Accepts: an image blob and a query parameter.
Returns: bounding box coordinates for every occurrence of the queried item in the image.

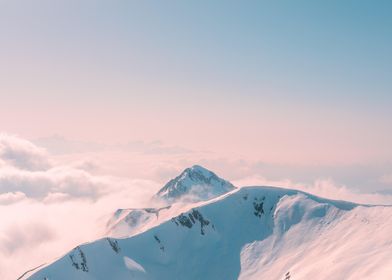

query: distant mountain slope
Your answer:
[155,165,235,203]
[107,165,235,237]
[28,186,392,280]
[106,206,171,237]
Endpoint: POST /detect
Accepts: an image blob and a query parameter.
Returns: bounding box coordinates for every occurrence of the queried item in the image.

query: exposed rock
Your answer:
[107,238,120,253]
[69,246,88,272]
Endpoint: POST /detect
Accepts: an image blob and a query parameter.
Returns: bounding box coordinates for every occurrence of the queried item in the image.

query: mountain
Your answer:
[27,186,392,280]
[154,165,236,203]
[106,206,171,237]
[106,165,235,237]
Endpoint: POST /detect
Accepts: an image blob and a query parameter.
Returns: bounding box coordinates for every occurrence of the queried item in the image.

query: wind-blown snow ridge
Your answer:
[28,185,392,280]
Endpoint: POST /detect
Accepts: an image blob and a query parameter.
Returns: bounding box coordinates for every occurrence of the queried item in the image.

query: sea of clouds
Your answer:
[0,133,391,279]
[0,134,160,279]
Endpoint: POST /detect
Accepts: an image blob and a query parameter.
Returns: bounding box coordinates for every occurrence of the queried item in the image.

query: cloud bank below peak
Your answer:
[0,134,115,204]
[0,134,51,171]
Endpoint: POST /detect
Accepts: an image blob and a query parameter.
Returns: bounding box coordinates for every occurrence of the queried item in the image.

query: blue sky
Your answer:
[1,0,391,104]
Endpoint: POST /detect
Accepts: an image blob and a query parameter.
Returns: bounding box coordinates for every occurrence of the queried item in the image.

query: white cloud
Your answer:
[232,175,392,205]
[0,166,110,200]
[0,178,159,280]
[0,191,27,205]
[0,134,165,279]
[0,222,55,255]
[0,134,116,201]
[0,134,51,171]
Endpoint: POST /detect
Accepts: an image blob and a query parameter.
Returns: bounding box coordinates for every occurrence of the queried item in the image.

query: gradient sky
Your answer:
[1,3,392,277]
[0,0,391,189]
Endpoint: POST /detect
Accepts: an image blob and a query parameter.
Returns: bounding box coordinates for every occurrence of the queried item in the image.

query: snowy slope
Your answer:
[28,186,392,280]
[154,165,235,203]
[107,165,236,237]
[106,206,171,237]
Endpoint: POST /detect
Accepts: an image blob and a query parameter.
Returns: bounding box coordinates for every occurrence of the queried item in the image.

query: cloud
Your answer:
[0,165,111,201]
[0,178,159,280]
[0,134,116,202]
[0,134,51,171]
[0,191,27,205]
[0,134,166,279]
[299,179,392,205]
[232,175,392,205]
[0,134,158,279]
[0,223,55,255]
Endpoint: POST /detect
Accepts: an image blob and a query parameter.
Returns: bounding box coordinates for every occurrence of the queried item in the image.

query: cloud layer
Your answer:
[0,134,161,279]
[0,134,114,203]
[0,133,391,279]
[0,134,51,171]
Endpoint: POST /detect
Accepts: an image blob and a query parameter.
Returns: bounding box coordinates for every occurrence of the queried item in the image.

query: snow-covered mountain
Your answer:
[107,165,236,237]
[106,206,171,237]
[28,185,392,280]
[154,165,236,203]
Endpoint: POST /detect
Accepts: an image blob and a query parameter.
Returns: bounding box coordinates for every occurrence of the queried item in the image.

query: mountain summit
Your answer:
[155,165,235,202]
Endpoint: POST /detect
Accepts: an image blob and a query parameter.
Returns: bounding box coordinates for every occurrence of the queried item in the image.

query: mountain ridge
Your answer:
[24,165,392,280]
[107,165,236,237]
[27,185,392,280]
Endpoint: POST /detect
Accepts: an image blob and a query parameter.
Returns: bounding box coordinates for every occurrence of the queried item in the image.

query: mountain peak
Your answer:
[155,165,235,202]
[187,164,212,174]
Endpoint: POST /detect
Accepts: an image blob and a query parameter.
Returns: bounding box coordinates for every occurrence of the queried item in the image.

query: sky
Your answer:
[0,1,392,278]
[0,0,391,165]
